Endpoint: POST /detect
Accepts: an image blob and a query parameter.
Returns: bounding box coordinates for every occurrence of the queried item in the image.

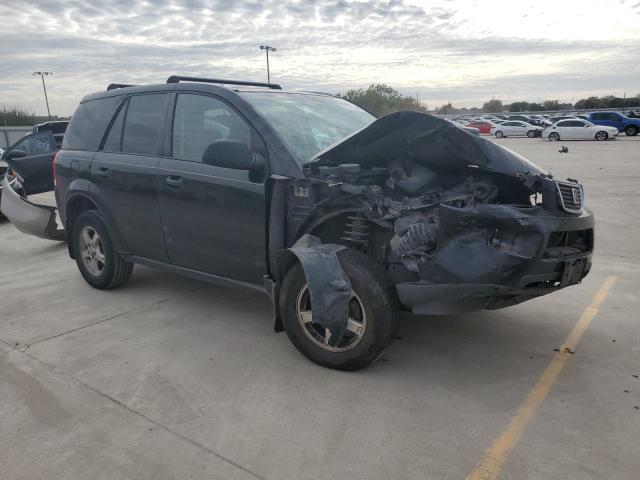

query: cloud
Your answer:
[0,0,638,114]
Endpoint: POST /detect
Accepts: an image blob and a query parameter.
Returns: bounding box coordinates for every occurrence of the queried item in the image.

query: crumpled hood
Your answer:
[309,111,549,177]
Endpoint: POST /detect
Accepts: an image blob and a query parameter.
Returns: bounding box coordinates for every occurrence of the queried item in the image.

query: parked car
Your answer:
[1,76,594,370]
[448,120,480,135]
[507,115,539,125]
[548,115,577,124]
[491,121,544,138]
[464,120,494,134]
[33,120,69,148]
[588,112,640,136]
[542,119,618,141]
[0,130,61,221]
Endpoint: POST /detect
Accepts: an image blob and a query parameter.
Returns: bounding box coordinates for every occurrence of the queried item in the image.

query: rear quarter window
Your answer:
[62,96,124,151]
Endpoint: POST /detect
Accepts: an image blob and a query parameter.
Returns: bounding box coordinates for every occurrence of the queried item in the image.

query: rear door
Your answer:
[2,131,57,195]
[157,92,268,284]
[606,113,624,131]
[91,93,170,261]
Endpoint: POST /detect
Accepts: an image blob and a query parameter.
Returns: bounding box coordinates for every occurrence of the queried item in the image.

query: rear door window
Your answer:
[102,100,127,152]
[121,94,168,156]
[63,96,123,151]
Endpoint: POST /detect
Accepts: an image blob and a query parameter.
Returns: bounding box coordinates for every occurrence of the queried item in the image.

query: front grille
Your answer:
[555,181,583,213]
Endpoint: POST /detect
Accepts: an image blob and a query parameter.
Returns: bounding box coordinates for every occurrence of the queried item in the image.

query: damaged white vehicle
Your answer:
[2,78,594,370]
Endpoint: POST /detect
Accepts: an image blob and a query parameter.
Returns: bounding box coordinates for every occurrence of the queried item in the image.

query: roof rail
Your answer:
[166,75,282,90]
[107,83,137,91]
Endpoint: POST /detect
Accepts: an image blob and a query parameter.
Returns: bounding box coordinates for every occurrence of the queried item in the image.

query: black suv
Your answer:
[2,76,594,370]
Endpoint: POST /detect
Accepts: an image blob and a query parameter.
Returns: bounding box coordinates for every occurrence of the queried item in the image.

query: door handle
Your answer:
[166,175,184,188]
[95,167,110,177]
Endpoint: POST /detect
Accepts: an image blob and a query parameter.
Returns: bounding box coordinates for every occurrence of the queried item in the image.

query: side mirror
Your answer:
[5,149,26,160]
[202,140,253,170]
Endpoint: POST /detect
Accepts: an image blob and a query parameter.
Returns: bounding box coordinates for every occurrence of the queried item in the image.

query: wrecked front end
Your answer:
[285,111,593,315]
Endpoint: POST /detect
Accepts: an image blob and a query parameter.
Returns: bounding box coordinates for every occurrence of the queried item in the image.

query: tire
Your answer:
[549,132,560,141]
[72,210,133,289]
[624,125,638,136]
[495,130,504,138]
[527,130,536,138]
[279,248,399,371]
[595,131,608,141]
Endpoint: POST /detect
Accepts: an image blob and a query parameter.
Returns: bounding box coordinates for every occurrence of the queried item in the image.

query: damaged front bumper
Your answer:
[0,175,66,241]
[395,204,594,315]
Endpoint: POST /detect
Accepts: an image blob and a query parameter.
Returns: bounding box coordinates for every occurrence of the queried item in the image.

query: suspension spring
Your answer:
[341,213,370,249]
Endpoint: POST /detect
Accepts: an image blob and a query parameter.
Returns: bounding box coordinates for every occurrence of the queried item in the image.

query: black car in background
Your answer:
[0,121,67,217]
[1,76,594,370]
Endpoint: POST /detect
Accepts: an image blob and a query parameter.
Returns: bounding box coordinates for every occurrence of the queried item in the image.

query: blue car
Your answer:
[588,112,640,136]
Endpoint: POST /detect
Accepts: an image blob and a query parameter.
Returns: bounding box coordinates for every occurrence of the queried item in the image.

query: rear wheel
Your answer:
[624,125,638,136]
[595,131,608,141]
[72,210,133,289]
[495,130,504,138]
[549,132,560,141]
[280,248,399,371]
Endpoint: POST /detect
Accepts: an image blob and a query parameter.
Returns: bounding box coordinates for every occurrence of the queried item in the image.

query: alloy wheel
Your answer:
[296,283,367,352]
[79,226,106,276]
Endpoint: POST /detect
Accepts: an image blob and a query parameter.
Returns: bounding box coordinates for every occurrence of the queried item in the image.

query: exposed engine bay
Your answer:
[279,111,594,318]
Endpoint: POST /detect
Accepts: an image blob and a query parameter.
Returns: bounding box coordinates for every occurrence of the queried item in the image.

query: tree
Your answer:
[436,103,455,115]
[341,84,427,117]
[0,104,69,127]
[543,100,560,110]
[574,96,603,109]
[482,99,503,113]
[508,101,529,112]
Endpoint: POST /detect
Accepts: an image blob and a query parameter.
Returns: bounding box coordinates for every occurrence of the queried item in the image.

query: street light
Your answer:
[33,71,53,118]
[259,45,276,84]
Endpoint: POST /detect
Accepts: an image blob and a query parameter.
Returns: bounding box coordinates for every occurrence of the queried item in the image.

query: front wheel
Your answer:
[624,125,638,136]
[595,131,608,141]
[495,130,504,138]
[72,210,133,289]
[527,130,536,138]
[549,132,560,141]
[280,248,399,371]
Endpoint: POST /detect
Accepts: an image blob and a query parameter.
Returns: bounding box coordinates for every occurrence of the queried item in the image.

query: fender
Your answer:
[282,235,352,347]
[65,185,130,258]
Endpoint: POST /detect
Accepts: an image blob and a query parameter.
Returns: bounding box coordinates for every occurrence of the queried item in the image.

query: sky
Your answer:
[1,0,639,116]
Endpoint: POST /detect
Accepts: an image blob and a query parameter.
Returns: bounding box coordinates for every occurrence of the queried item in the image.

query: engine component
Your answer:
[386,159,442,195]
[341,213,370,249]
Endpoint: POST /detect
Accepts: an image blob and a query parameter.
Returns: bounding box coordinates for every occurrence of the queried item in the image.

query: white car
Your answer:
[542,119,619,141]
[491,121,544,138]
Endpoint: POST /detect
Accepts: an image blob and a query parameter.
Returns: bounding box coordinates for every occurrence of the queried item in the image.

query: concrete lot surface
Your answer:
[1,136,639,479]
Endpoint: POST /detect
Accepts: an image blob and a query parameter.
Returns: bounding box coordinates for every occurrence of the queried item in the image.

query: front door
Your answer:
[157,93,268,284]
[3,131,58,195]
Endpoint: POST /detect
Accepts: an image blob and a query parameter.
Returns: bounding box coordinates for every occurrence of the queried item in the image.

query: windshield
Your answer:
[239,92,375,162]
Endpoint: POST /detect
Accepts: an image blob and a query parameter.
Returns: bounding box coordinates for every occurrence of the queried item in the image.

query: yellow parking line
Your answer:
[466,275,619,480]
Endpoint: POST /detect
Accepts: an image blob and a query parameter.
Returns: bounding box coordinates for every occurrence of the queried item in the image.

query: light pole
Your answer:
[259,45,276,84]
[33,71,53,118]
